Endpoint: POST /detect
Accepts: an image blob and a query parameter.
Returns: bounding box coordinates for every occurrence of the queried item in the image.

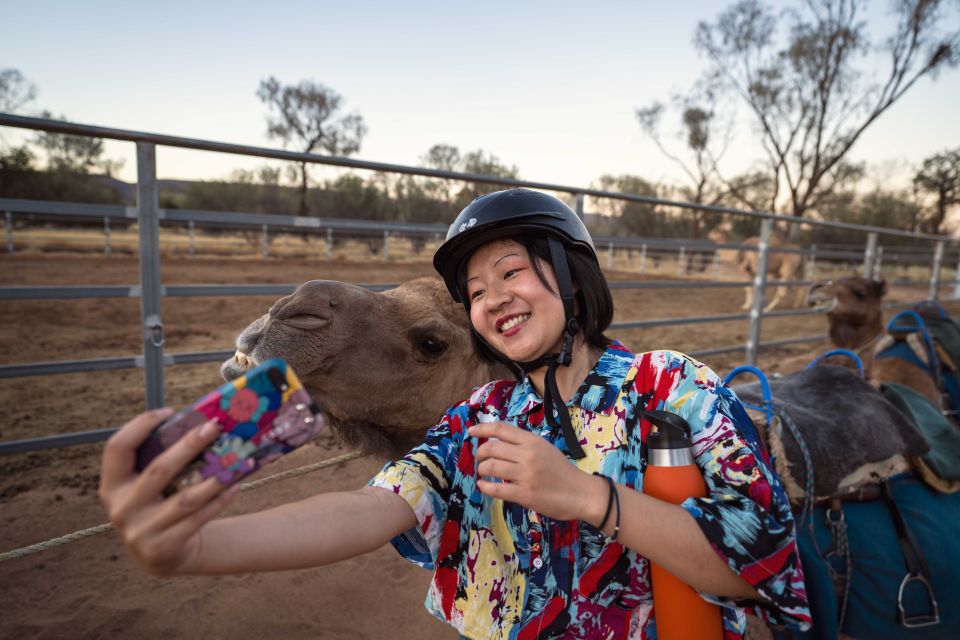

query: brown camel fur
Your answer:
[221,277,510,458]
[806,276,943,408]
[709,229,805,312]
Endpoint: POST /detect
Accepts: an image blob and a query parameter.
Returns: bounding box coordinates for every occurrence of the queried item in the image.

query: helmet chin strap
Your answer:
[512,236,586,460]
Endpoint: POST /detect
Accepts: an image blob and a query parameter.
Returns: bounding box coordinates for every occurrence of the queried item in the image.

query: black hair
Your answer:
[454,234,614,370]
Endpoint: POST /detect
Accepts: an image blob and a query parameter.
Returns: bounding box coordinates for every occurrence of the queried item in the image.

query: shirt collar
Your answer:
[505,340,635,419]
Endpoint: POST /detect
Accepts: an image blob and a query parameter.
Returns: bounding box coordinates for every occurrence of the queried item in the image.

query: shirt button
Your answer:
[532,557,543,569]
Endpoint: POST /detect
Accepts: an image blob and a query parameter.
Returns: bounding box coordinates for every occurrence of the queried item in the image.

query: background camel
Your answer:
[222,277,509,457]
[806,276,943,409]
[708,229,805,311]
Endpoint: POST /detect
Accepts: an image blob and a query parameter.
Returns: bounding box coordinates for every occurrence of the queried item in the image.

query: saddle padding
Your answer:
[734,365,929,497]
[882,383,960,482]
[788,475,960,640]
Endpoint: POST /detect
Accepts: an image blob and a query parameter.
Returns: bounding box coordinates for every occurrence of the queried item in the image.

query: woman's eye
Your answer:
[470,289,484,300]
[504,268,523,279]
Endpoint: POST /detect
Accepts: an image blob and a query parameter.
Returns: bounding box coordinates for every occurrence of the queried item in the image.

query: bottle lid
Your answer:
[644,410,693,450]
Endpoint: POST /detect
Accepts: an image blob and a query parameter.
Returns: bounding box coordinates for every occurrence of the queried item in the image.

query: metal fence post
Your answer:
[383,230,390,262]
[188,220,195,257]
[136,142,165,409]
[103,216,111,256]
[5,211,12,254]
[574,192,584,219]
[326,228,334,260]
[262,224,269,258]
[746,218,773,366]
[873,246,883,280]
[952,250,960,299]
[639,244,647,273]
[862,232,878,278]
[607,240,614,270]
[806,244,817,281]
[677,246,686,277]
[929,241,944,301]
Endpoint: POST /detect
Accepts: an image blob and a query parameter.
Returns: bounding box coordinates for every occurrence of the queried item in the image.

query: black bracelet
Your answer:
[593,472,615,532]
[610,479,621,542]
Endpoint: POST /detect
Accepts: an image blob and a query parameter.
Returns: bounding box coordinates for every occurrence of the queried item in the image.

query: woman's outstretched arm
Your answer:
[100,408,416,577]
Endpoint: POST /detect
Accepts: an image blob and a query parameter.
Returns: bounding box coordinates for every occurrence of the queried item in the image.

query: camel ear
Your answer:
[872,278,888,298]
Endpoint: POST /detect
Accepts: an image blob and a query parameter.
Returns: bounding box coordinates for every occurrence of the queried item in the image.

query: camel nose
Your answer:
[268,281,343,320]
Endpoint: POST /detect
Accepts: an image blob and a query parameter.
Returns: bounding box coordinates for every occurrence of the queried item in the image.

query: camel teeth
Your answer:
[234,350,254,368]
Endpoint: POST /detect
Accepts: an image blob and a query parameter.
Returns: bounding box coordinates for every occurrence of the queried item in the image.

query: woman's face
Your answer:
[465,238,566,363]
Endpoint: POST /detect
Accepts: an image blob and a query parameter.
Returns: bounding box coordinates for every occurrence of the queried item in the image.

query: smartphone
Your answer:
[134,358,324,489]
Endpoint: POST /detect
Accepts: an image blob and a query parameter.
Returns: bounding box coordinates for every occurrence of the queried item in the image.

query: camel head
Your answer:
[221,277,511,458]
[807,276,887,349]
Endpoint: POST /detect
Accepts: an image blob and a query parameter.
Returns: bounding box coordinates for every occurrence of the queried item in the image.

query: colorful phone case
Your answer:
[135,358,324,487]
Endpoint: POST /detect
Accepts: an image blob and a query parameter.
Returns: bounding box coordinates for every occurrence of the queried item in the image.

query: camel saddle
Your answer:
[876,303,960,423]
[729,363,960,639]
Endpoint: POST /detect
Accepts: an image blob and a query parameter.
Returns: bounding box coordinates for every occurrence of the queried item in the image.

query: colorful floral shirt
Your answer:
[370,341,811,639]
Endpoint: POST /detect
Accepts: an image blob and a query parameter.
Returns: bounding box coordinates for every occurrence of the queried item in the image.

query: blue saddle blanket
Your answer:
[780,474,960,639]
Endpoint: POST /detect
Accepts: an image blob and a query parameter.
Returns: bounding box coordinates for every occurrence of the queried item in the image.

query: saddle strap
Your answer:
[880,480,940,628]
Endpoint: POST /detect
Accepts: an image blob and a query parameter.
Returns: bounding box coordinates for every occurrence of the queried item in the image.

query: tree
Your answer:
[637,87,736,241]
[0,68,37,113]
[695,0,960,224]
[32,111,123,176]
[420,143,462,204]
[592,174,685,237]
[914,147,960,234]
[456,149,519,208]
[257,77,367,215]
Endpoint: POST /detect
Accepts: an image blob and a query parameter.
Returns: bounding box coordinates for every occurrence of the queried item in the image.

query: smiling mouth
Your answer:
[498,314,530,333]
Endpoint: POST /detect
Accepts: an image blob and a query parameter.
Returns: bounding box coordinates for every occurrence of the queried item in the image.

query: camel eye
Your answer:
[419,338,447,355]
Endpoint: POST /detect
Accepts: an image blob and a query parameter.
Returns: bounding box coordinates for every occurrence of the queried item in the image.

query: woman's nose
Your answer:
[484,282,512,311]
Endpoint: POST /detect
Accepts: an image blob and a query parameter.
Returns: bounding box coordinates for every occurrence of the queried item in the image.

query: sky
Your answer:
[2,0,958,194]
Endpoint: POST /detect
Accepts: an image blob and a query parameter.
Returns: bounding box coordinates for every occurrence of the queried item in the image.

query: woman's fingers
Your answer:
[125,419,222,508]
[468,421,530,444]
[100,407,174,494]
[477,457,523,482]
[146,475,235,533]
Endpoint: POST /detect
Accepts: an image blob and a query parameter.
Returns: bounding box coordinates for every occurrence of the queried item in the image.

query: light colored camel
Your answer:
[806,276,943,409]
[708,229,805,312]
[221,277,509,457]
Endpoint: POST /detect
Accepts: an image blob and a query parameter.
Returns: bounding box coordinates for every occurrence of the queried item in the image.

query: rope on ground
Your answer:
[0,449,367,563]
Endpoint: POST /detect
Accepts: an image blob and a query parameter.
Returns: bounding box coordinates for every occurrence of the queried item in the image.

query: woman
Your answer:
[100,189,810,638]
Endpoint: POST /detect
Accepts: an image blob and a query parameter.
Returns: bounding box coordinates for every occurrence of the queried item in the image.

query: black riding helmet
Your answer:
[434,188,597,303]
[433,188,599,459]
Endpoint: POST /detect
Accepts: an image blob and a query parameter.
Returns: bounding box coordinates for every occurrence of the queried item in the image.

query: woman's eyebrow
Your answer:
[493,253,521,268]
[467,252,522,283]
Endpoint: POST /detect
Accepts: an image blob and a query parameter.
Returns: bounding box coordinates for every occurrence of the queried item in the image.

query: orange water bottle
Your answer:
[643,410,724,640]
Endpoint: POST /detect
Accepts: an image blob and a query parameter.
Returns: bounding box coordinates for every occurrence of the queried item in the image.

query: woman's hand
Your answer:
[468,422,607,524]
[98,408,240,576]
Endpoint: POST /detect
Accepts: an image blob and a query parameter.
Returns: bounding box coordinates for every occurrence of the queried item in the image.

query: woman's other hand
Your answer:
[98,409,240,576]
[469,421,607,524]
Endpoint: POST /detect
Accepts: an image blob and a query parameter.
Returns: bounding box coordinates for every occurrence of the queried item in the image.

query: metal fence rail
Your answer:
[3,112,960,454]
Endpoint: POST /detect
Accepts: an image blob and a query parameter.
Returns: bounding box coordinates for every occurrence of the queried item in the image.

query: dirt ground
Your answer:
[0,250,939,639]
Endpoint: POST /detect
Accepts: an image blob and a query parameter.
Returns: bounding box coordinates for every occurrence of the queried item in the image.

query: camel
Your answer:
[806,276,943,409]
[708,229,805,312]
[221,277,509,457]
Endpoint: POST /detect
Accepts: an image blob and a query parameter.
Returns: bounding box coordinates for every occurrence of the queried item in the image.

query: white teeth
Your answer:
[233,350,255,368]
[499,314,530,332]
